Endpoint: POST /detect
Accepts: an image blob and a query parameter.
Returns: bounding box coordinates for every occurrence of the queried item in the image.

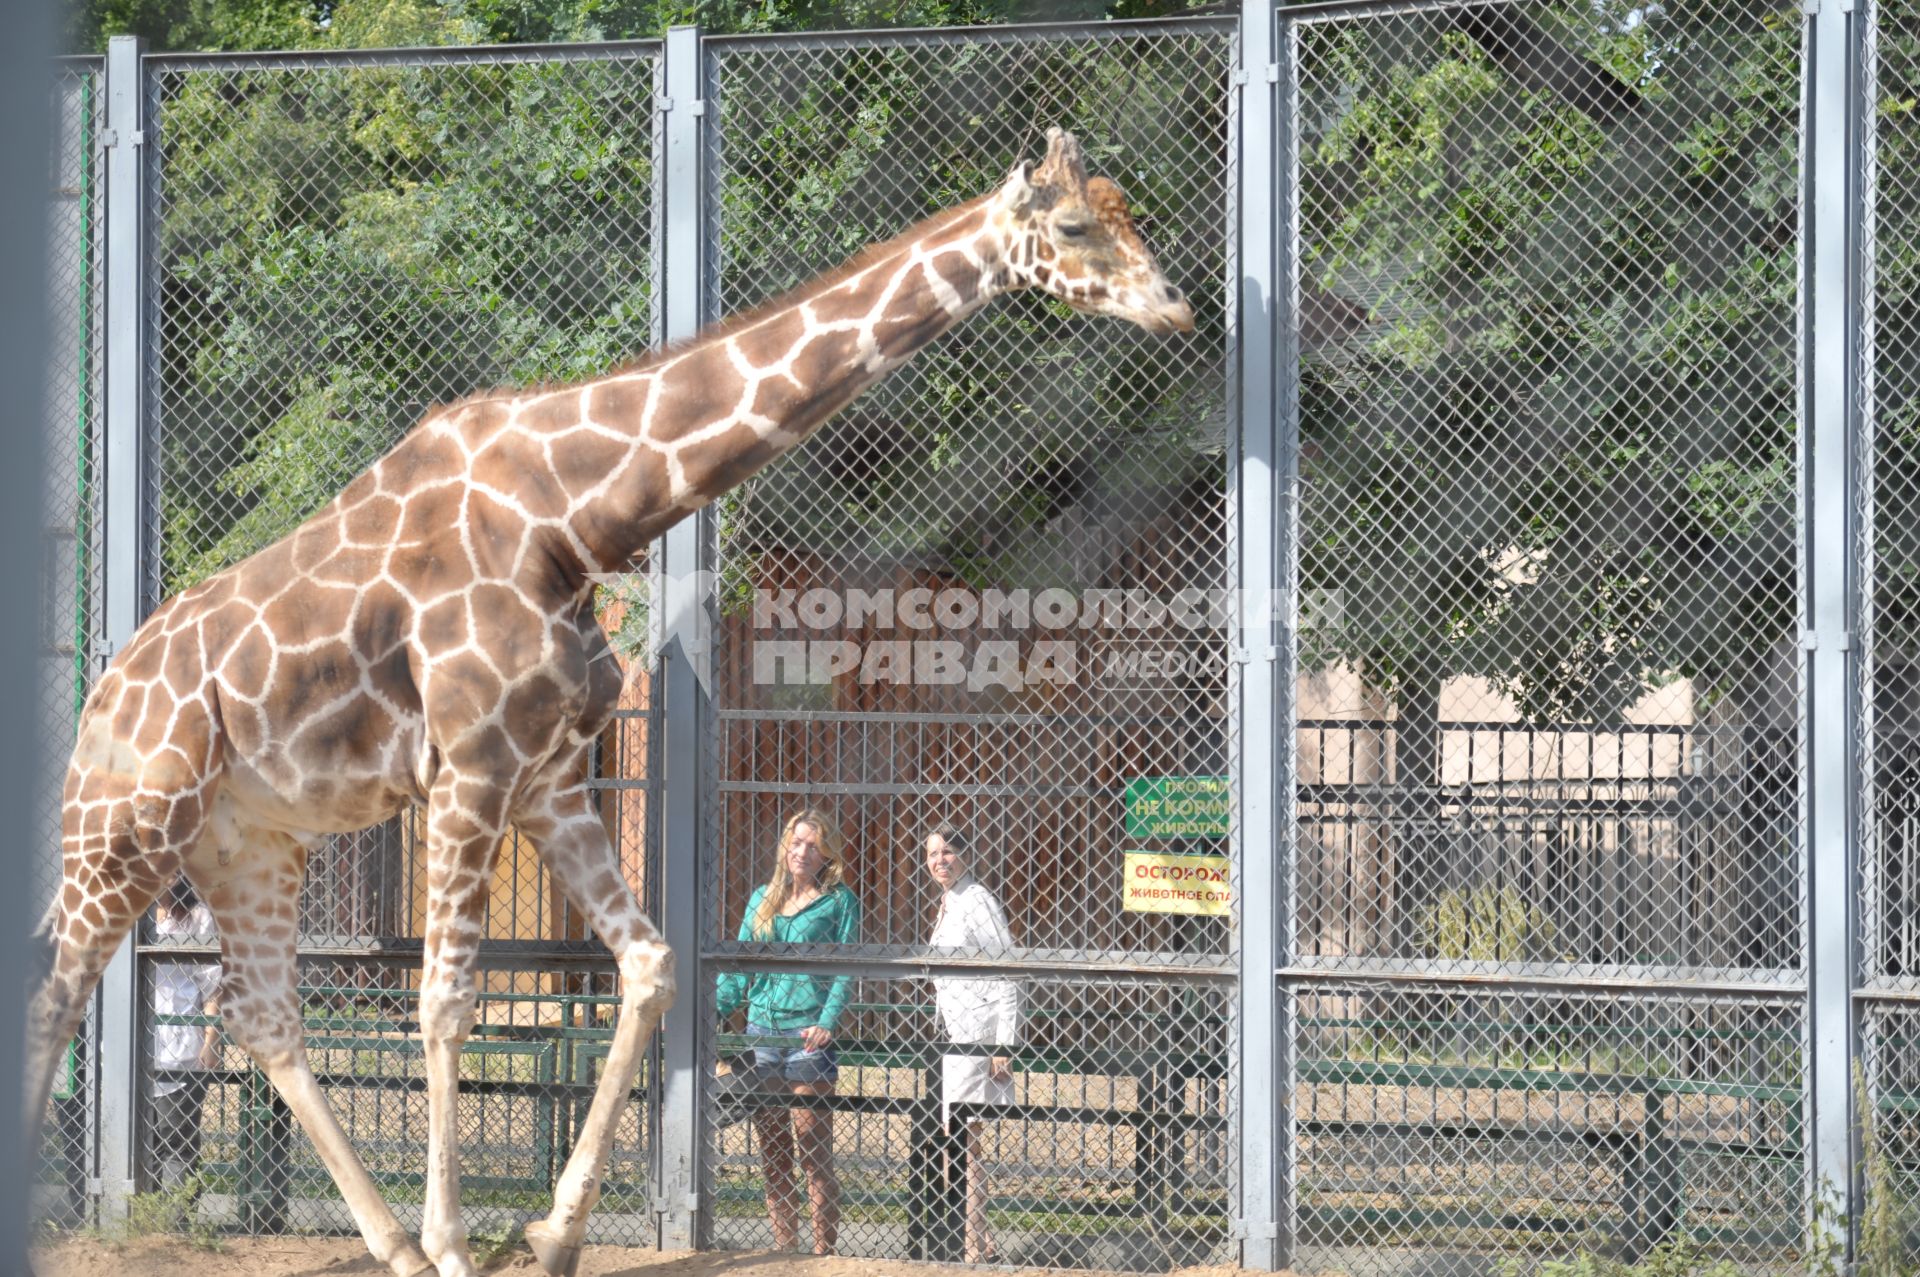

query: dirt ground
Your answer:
[31,1236,1248,1277]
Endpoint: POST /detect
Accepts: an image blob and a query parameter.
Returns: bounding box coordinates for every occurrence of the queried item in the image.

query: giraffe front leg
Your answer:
[518,785,674,1277]
[415,808,503,1277]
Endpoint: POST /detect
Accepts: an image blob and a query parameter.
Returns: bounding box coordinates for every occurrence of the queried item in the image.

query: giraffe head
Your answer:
[990,126,1195,335]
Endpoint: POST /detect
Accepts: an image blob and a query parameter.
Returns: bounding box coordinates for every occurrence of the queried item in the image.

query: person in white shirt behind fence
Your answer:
[922,821,1021,1263]
[149,878,223,1197]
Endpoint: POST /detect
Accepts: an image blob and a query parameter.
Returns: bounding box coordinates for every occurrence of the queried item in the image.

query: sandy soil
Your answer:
[31,1236,1249,1277]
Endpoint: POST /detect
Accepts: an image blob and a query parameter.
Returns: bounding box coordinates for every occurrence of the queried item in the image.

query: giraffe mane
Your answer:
[613,192,999,375]
[426,193,998,419]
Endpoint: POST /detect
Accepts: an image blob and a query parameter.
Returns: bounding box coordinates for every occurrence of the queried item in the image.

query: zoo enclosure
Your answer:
[30,0,1920,1271]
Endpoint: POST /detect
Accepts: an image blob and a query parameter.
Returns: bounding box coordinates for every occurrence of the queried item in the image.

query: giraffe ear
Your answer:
[1001,158,1036,209]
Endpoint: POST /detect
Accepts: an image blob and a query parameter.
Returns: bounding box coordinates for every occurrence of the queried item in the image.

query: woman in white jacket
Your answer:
[923,822,1020,1263]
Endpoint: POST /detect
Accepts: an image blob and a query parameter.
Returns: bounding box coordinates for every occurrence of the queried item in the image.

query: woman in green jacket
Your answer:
[716,808,861,1254]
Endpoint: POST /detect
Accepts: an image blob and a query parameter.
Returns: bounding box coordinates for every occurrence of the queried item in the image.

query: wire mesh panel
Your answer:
[49,6,1875,1267]
[137,951,659,1240]
[1860,1005,1920,1269]
[1866,0,1920,997]
[1287,0,1805,1267]
[1290,0,1803,984]
[34,58,107,1232]
[135,705,662,1236]
[696,17,1238,1266]
[136,44,664,1241]
[147,46,662,605]
[1292,985,1803,1270]
[703,19,1236,962]
[1863,0,1920,1257]
[1296,721,1797,977]
[705,971,1236,1266]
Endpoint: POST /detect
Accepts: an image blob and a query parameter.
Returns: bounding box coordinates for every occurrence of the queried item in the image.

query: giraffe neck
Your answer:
[560,196,1009,574]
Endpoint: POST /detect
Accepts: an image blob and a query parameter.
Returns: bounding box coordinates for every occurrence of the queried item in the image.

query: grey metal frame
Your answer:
[653,22,714,1252]
[1234,0,1286,1267]
[57,1,1889,1265]
[1806,0,1864,1248]
[95,34,151,1224]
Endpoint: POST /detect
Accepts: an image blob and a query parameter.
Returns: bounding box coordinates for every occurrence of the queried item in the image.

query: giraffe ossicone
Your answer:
[24,125,1191,1277]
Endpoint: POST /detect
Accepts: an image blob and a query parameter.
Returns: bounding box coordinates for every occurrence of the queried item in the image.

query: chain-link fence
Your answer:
[25,0,1900,1272]
[1866,0,1920,1261]
[695,21,1237,1264]
[1292,986,1803,1265]
[704,973,1236,1265]
[122,41,667,1245]
[1287,0,1808,1268]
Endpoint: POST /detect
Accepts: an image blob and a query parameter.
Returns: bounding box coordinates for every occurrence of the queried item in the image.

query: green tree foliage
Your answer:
[1296,0,1800,723]
[704,33,1228,579]
[153,0,659,587]
[96,0,1842,737]
[66,0,327,57]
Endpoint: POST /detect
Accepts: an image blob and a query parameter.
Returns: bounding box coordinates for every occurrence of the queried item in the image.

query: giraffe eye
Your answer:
[1057,219,1092,240]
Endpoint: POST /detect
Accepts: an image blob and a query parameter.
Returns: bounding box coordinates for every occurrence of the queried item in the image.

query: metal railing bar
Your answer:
[1277,0,1521,25]
[716,779,1136,798]
[1276,965,1807,999]
[146,38,664,72]
[138,939,617,965]
[703,14,1234,54]
[701,948,1235,981]
[717,707,1229,726]
[1855,985,1920,1003]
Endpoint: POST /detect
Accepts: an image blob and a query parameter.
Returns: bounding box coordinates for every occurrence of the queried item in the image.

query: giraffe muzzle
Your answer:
[1139,293,1196,335]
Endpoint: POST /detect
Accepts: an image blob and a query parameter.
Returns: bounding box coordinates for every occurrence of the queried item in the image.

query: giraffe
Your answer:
[23,126,1192,1277]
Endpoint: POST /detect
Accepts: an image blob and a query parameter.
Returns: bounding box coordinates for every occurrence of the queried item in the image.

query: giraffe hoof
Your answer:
[392,1250,437,1277]
[524,1222,581,1277]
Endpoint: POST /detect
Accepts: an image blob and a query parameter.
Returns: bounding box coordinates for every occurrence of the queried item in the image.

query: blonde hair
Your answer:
[751,808,849,939]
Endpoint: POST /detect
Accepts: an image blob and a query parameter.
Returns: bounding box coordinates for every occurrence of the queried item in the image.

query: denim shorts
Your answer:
[745,1022,839,1085]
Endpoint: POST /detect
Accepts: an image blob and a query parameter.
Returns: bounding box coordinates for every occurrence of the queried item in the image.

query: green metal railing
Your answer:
[153,990,1822,1252]
[158,986,636,1226]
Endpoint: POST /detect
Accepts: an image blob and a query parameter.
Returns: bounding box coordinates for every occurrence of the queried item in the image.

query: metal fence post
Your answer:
[95,32,150,1226]
[1805,0,1862,1250]
[653,22,712,1253]
[3,2,55,1263]
[1235,0,1287,1268]
[238,1066,290,1234]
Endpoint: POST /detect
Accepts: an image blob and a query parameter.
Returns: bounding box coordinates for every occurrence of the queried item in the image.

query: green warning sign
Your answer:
[1124,775,1231,838]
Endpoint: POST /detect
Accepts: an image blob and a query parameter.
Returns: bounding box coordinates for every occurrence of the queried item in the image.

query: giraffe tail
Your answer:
[32,893,59,940]
[27,896,62,990]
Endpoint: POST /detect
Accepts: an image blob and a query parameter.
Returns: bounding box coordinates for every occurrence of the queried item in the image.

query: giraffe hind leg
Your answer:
[24,877,157,1168]
[190,827,434,1277]
[412,757,527,1277]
